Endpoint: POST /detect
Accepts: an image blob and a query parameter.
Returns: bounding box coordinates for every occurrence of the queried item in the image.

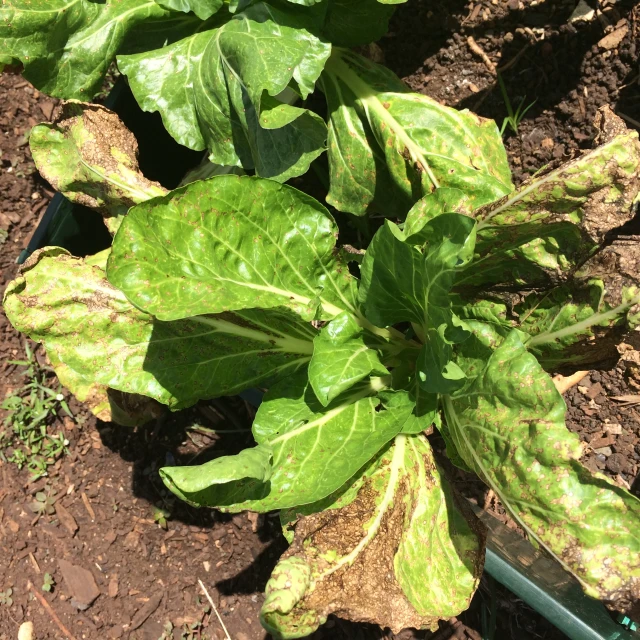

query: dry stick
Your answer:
[198,579,232,640]
[553,370,589,395]
[497,43,530,73]
[467,36,496,74]
[27,581,78,640]
[618,111,640,129]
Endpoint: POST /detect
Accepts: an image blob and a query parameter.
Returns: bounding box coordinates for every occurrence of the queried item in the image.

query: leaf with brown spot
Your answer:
[261,435,484,638]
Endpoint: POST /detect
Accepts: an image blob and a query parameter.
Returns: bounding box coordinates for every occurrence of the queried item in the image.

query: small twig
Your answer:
[467,36,496,74]
[497,43,530,73]
[553,370,589,395]
[81,492,96,521]
[27,581,78,640]
[617,111,640,129]
[198,579,232,640]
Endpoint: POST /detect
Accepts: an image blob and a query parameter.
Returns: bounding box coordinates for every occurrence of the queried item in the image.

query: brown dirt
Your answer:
[1,1,640,637]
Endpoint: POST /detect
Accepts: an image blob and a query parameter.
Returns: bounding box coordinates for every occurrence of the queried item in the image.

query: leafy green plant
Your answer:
[0,588,13,606]
[41,573,55,593]
[2,1,640,636]
[30,486,58,517]
[1,343,72,479]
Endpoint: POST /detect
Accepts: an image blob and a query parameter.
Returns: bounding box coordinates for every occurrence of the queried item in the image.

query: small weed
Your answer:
[497,73,536,136]
[0,588,13,606]
[41,573,55,593]
[153,505,171,530]
[1,342,73,479]
[158,622,174,640]
[29,485,57,516]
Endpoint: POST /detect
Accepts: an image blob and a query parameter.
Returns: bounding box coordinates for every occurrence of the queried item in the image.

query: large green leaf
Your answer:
[359,214,476,393]
[261,435,484,638]
[29,102,167,233]
[118,2,329,181]
[463,112,640,288]
[161,374,414,510]
[309,311,388,405]
[444,329,640,610]
[153,0,224,19]
[0,0,201,98]
[3,248,315,410]
[320,49,513,216]
[108,175,359,322]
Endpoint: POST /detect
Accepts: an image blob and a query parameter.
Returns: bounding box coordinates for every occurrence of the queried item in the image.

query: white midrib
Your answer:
[317,434,406,580]
[270,377,388,445]
[192,315,313,355]
[326,52,440,190]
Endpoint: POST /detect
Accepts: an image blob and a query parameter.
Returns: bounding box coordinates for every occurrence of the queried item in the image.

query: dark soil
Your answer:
[1,1,640,638]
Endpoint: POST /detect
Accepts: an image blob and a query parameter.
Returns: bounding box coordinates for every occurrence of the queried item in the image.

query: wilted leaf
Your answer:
[3,248,315,410]
[261,435,484,638]
[108,175,358,322]
[30,102,166,233]
[444,329,640,612]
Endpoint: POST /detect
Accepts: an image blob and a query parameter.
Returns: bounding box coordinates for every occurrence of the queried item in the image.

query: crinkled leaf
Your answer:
[108,175,358,322]
[309,312,388,405]
[444,329,640,611]
[161,374,414,511]
[3,248,315,410]
[118,3,329,181]
[261,435,484,638]
[30,102,166,233]
[360,214,476,393]
[153,0,223,19]
[160,445,273,506]
[465,109,640,288]
[321,49,512,216]
[0,0,196,98]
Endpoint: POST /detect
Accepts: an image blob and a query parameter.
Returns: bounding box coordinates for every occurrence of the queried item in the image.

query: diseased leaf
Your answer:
[3,248,315,410]
[465,108,640,288]
[517,279,640,370]
[30,102,166,233]
[309,311,388,406]
[261,435,484,638]
[360,214,476,393]
[444,329,640,611]
[153,0,223,20]
[161,374,414,511]
[108,175,358,322]
[118,3,329,181]
[321,49,513,216]
[0,0,194,98]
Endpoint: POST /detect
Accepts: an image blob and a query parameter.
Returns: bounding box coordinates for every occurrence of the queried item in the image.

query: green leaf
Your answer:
[108,175,359,322]
[161,374,413,511]
[444,329,640,609]
[0,0,187,98]
[360,214,476,393]
[261,435,484,638]
[403,187,471,244]
[29,102,167,233]
[160,445,273,506]
[309,312,388,405]
[321,49,513,216]
[153,0,224,19]
[465,113,640,288]
[3,248,315,410]
[517,280,640,369]
[118,2,330,181]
